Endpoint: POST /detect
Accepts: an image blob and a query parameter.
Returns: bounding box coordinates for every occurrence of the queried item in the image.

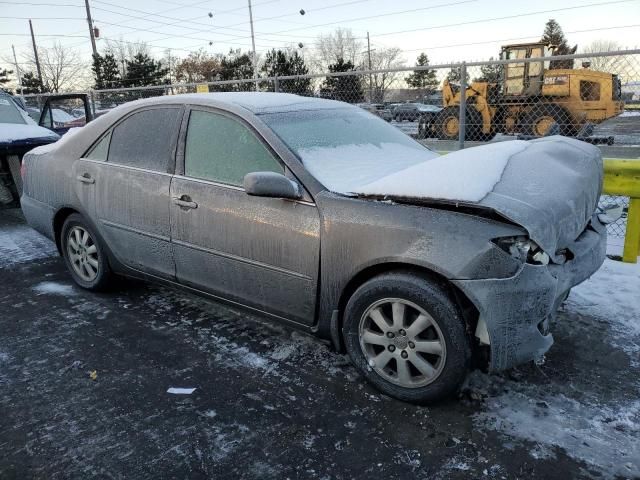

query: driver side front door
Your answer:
[170,108,321,325]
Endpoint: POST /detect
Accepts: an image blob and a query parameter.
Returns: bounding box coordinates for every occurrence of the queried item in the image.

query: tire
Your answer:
[61,213,113,291]
[342,272,471,404]
[519,103,575,137]
[434,106,484,141]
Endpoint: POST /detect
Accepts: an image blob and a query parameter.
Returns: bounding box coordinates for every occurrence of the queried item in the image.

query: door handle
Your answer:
[76,173,95,184]
[173,195,198,209]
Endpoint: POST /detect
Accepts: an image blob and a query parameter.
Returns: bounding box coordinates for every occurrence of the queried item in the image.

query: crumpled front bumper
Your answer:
[452,215,607,371]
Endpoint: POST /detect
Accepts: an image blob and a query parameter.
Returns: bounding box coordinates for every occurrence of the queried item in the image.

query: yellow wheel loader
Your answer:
[426,42,624,141]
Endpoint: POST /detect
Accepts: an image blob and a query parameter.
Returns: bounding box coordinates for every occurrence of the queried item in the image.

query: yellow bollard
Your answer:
[603,159,640,263]
[624,198,640,263]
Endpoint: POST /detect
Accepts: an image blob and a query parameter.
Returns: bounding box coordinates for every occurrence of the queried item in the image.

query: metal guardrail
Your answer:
[603,159,640,262]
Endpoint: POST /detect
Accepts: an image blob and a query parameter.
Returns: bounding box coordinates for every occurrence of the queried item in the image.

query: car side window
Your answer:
[108,108,181,172]
[86,131,112,161]
[184,110,283,186]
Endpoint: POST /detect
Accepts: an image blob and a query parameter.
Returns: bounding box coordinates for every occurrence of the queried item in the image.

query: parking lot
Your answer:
[1,207,639,479]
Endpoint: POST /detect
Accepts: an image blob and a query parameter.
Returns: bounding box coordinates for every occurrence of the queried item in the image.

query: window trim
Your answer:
[177,106,287,186]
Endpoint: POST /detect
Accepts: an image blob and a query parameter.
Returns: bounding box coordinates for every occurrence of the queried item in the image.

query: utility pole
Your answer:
[247,0,258,91]
[85,0,98,57]
[366,31,373,102]
[11,45,22,94]
[28,20,43,88]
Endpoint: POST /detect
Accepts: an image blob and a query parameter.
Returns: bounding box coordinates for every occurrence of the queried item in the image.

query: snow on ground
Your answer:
[474,375,640,478]
[620,111,640,117]
[32,281,76,296]
[569,258,640,355]
[0,223,57,268]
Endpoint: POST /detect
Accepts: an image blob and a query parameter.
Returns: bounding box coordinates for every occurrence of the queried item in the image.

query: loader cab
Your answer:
[501,42,554,97]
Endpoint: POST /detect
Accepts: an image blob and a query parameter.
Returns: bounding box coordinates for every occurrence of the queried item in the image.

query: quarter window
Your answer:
[184,110,283,186]
[86,131,111,161]
[108,108,181,171]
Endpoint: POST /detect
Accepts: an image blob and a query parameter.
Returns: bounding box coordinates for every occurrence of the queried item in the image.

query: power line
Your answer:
[395,24,640,55]
[0,16,86,20]
[373,0,640,37]
[269,0,478,34]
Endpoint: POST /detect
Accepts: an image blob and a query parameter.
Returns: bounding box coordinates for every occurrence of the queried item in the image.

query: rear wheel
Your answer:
[61,213,113,291]
[343,272,471,404]
[519,104,575,137]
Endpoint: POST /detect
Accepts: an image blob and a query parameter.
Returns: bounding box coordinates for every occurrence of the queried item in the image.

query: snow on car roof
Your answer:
[122,92,354,114]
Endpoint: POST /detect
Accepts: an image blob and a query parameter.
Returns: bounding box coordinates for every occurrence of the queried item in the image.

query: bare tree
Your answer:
[364,47,405,103]
[104,39,150,77]
[581,40,624,73]
[313,28,363,72]
[22,41,86,92]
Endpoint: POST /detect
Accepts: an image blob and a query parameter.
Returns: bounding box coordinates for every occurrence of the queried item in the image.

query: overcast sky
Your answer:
[1,0,639,83]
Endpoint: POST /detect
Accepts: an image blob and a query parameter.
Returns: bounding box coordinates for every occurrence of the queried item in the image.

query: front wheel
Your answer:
[343,272,471,404]
[61,213,113,291]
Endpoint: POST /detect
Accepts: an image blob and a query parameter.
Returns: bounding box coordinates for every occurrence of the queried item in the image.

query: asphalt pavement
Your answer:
[1,208,638,479]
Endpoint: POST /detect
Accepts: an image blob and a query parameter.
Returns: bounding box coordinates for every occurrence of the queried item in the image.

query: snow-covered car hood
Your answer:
[303,136,602,259]
[0,123,60,145]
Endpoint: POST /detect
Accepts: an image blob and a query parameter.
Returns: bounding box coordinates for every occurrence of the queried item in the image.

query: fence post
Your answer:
[89,90,96,117]
[274,76,279,93]
[457,62,467,150]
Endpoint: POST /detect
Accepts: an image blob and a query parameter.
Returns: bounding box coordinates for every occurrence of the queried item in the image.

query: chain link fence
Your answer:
[19,50,640,252]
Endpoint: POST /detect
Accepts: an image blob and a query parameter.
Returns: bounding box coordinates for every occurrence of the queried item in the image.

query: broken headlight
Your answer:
[597,204,623,225]
[492,236,550,265]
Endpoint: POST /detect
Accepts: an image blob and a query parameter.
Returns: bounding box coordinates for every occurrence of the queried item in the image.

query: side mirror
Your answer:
[243,171,302,200]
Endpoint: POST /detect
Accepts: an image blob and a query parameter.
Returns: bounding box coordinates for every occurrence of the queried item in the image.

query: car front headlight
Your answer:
[492,236,550,265]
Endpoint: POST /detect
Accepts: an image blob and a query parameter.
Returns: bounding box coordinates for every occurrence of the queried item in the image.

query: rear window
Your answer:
[0,97,27,125]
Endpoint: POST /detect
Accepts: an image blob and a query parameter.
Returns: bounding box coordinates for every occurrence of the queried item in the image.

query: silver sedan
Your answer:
[21,93,608,403]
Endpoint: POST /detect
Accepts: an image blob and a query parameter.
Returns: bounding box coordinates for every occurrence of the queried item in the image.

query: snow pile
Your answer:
[568,258,640,354]
[33,281,76,296]
[299,140,528,203]
[0,124,59,144]
[475,386,640,478]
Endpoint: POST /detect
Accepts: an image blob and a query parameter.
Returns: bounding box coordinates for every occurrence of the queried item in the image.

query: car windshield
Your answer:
[260,107,438,193]
[0,97,27,125]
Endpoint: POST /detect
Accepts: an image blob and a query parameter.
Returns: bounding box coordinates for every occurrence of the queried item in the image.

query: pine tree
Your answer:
[404,53,438,94]
[92,53,122,90]
[541,19,577,69]
[320,58,364,103]
[474,58,503,83]
[446,67,469,85]
[20,71,49,94]
[0,68,13,92]
[261,49,312,95]
[214,49,254,91]
[123,53,169,87]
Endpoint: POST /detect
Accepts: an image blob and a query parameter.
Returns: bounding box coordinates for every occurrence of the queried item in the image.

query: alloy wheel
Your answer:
[66,226,99,282]
[359,298,447,388]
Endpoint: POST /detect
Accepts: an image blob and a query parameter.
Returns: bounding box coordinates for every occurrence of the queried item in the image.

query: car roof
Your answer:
[121,92,354,115]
